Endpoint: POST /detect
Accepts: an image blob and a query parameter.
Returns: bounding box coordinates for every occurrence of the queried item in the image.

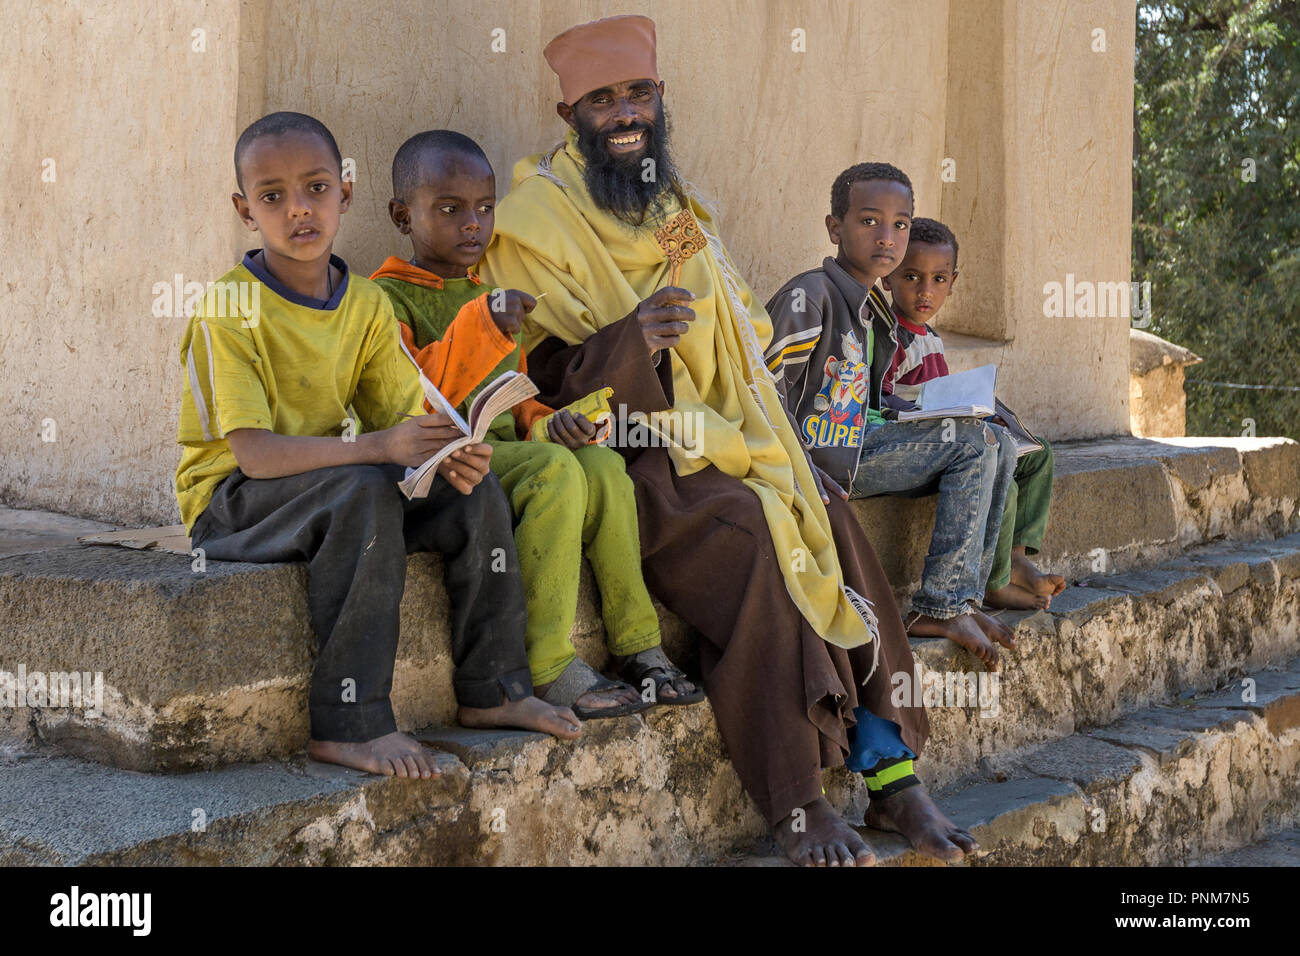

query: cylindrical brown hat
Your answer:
[543,15,659,105]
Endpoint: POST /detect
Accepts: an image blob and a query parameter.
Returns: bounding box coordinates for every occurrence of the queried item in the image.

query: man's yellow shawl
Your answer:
[480,131,877,651]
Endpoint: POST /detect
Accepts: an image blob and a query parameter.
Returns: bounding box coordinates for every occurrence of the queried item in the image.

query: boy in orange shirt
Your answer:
[373,130,701,718]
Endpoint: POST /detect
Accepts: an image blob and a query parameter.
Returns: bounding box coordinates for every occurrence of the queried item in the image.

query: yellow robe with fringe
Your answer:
[480,131,874,651]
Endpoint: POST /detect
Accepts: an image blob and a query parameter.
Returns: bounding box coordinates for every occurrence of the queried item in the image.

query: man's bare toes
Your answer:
[927,837,967,863]
[949,828,979,853]
[853,843,877,866]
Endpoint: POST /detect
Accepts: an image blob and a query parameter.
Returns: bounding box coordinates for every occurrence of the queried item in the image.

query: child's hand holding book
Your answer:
[530,386,615,447]
[546,410,598,449]
[386,412,492,494]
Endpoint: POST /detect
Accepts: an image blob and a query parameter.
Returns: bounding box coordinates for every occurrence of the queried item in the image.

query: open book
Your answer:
[398,370,539,499]
[993,398,1045,458]
[895,364,1044,458]
[897,363,997,421]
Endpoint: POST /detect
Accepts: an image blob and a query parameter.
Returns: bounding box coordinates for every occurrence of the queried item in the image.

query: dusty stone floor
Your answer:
[0,505,115,559]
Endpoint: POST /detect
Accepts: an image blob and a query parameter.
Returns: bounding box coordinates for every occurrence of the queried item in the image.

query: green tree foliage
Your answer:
[1134,1,1300,438]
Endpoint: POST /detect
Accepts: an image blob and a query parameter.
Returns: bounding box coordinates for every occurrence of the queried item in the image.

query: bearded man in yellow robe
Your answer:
[481,14,977,867]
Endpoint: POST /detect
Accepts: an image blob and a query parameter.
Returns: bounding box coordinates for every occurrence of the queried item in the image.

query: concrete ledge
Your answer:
[2,439,1297,773]
[0,544,693,771]
[6,530,1300,791]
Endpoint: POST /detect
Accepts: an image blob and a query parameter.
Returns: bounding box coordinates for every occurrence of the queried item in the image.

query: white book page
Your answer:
[915,363,997,412]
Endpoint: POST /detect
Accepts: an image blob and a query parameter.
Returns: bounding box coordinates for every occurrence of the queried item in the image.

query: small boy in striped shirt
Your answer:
[882,217,1066,609]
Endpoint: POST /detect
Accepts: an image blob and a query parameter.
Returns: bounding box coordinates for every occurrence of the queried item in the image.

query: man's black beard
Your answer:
[575,106,684,227]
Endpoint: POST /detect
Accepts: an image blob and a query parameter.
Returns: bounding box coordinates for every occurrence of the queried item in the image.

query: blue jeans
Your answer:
[849,418,1016,619]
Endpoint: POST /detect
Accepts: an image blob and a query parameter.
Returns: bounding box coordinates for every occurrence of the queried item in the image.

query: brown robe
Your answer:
[529,312,929,825]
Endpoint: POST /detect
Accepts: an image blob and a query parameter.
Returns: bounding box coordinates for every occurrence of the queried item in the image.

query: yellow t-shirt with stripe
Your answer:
[174,260,425,532]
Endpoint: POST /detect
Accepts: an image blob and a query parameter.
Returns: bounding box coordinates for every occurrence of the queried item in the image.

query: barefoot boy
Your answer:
[765,162,1017,670]
[372,129,701,718]
[881,217,1066,610]
[175,112,581,779]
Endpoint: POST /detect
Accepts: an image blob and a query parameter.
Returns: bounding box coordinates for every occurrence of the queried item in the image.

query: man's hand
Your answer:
[635,286,696,356]
[547,410,597,449]
[809,460,848,505]
[436,442,492,494]
[487,289,536,338]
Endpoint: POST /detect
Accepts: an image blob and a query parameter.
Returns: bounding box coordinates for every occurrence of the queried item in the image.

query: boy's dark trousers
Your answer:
[190,463,532,742]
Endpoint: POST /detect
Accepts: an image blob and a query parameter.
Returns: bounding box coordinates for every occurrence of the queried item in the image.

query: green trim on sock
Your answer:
[863,758,915,791]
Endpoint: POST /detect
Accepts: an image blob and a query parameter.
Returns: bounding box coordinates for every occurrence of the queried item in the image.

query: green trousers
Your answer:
[987,440,1055,591]
[489,439,662,684]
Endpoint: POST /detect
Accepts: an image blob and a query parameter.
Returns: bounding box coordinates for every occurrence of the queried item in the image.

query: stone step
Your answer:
[4,508,1300,775]
[917,531,1300,790]
[0,704,761,866]
[725,656,1300,867]
[1191,826,1300,866]
[6,655,1298,867]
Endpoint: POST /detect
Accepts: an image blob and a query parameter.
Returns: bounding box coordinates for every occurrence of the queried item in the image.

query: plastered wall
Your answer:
[1,0,1135,524]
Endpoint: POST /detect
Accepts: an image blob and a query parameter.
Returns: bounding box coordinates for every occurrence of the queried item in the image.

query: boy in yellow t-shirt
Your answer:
[175,112,581,779]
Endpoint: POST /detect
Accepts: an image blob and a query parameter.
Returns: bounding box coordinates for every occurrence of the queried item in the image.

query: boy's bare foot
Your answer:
[773,796,877,867]
[458,695,582,740]
[972,607,1017,653]
[576,684,645,711]
[985,581,1049,610]
[308,732,442,778]
[906,611,1004,670]
[865,784,977,863]
[1010,550,1066,600]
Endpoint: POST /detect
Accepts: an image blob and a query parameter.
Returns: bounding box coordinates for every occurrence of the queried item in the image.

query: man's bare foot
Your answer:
[772,796,877,867]
[865,784,977,863]
[907,612,1003,670]
[458,695,582,740]
[309,731,442,778]
[1010,550,1066,600]
[985,582,1049,610]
